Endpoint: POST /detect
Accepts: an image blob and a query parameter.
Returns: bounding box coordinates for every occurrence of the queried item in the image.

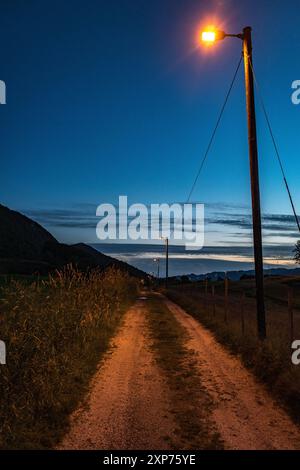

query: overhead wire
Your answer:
[187,53,243,202]
[186,49,300,235]
[248,57,300,233]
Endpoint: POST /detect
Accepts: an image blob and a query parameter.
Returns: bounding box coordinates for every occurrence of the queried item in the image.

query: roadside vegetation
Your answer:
[0,266,137,449]
[166,276,300,424]
[146,295,222,450]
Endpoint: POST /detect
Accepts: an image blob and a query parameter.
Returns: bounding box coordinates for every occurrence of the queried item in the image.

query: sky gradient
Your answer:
[1,0,300,273]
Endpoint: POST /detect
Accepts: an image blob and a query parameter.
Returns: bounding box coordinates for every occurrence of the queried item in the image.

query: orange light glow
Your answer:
[201,30,216,43]
[197,23,226,48]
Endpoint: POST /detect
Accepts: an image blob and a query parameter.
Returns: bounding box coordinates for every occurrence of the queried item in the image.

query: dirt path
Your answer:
[58,300,177,450]
[58,295,300,450]
[165,298,300,450]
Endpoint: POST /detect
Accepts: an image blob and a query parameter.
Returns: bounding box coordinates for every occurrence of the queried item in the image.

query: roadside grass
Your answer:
[146,295,222,450]
[166,280,300,424]
[0,266,137,449]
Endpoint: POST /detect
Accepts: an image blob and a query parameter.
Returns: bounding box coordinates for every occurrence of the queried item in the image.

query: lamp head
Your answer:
[201,28,226,44]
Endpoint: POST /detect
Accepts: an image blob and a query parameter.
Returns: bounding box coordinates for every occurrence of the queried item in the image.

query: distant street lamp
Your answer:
[153,258,160,280]
[200,26,266,340]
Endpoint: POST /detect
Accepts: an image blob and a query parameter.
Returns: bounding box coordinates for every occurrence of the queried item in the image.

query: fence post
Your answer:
[241,291,245,335]
[288,286,294,344]
[205,278,208,310]
[224,276,228,323]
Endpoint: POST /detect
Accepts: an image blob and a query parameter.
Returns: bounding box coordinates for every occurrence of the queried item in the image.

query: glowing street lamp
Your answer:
[199,26,266,340]
[201,30,217,43]
[153,258,160,279]
[201,29,227,43]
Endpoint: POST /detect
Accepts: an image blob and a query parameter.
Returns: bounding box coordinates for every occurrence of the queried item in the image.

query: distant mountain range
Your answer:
[2,203,299,281]
[0,204,145,277]
[174,267,300,282]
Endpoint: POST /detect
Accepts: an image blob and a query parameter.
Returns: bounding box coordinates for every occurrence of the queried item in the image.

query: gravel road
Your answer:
[58,296,300,450]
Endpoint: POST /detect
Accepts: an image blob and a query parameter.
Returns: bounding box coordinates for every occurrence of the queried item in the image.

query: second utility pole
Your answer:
[165,237,169,289]
[243,26,266,340]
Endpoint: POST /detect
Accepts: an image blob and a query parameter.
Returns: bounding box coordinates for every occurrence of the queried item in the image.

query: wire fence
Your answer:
[170,279,300,350]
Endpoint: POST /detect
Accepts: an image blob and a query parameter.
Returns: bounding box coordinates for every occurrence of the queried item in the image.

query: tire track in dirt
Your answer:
[58,300,177,450]
[165,298,300,450]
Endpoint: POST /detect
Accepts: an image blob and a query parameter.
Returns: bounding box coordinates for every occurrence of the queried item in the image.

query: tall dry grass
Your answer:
[167,279,300,424]
[0,265,137,449]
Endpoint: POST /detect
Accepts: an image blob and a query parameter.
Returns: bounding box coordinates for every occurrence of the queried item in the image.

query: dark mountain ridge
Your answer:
[173,267,300,282]
[0,204,145,277]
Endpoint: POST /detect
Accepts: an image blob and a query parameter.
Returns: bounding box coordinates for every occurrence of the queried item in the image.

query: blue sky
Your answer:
[1,0,300,266]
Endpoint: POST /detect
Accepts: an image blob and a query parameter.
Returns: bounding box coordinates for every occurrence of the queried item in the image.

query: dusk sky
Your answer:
[1,0,300,273]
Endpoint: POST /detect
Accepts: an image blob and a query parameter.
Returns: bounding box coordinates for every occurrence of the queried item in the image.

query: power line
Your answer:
[187,54,243,202]
[248,57,300,233]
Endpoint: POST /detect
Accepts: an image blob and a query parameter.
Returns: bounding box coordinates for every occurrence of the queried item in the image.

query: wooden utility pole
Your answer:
[165,237,169,289]
[243,26,266,340]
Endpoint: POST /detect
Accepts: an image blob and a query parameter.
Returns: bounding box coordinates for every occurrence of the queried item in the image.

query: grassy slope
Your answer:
[0,267,137,449]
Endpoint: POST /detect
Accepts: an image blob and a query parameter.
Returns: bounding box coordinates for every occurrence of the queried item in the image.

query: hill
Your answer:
[172,267,300,283]
[0,204,145,277]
